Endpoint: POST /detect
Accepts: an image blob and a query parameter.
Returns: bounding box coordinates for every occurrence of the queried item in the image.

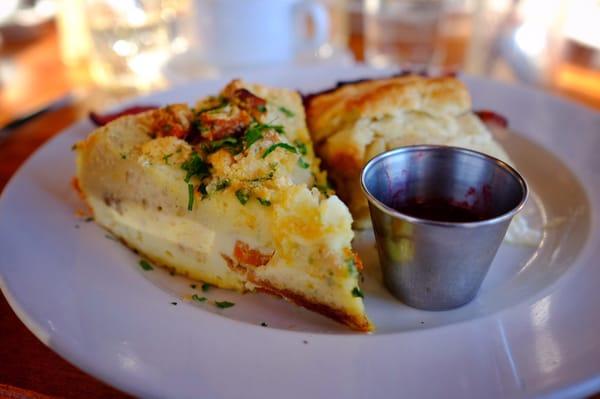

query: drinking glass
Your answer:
[364,0,444,69]
[84,0,185,90]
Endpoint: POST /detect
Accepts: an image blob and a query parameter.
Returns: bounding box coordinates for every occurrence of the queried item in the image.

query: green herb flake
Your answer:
[199,183,208,197]
[244,123,286,149]
[235,189,250,205]
[294,141,308,155]
[204,137,241,154]
[351,287,364,298]
[245,171,274,183]
[215,300,235,309]
[187,183,195,211]
[162,153,173,164]
[262,143,297,158]
[139,259,154,271]
[257,197,271,206]
[279,106,295,117]
[120,153,127,160]
[244,123,265,147]
[201,283,212,292]
[297,157,310,169]
[346,258,357,275]
[258,104,267,113]
[269,124,285,135]
[192,294,207,303]
[181,152,210,183]
[215,179,231,191]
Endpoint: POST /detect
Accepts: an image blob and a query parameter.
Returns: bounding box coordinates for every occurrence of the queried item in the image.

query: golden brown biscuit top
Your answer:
[306,75,472,144]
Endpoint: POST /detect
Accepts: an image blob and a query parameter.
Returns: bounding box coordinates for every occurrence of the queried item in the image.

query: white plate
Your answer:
[1,65,599,399]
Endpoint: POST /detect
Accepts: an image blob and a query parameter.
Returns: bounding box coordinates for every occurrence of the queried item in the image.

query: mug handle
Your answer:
[294,0,330,53]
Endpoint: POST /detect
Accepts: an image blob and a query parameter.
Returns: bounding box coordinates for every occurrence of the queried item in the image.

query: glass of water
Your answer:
[84,0,184,90]
[364,0,444,70]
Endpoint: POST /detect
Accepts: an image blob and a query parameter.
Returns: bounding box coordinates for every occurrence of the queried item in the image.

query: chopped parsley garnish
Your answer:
[244,122,285,147]
[215,300,235,309]
[257,104,267,113]
[181,152,210,183]
[244,123,264,147]
[235,188,250,205]
[162,153,173,164]
[268,124,285,135]
[120,153,127,159]
[139,259,154,271]
[257,197,271,206]
[245,171,274,183]
[262,143,297,158]
[215,179,231,191]
[187,183,194,211]
[351,287,364,298]
[279,106,295,117]
[192,294,207,303]
[203,137,241,154]
[346,257,357,275]
[201,283,212,292]
[297,158,309,169]
[294,140,308,155]
[199,183,208,197]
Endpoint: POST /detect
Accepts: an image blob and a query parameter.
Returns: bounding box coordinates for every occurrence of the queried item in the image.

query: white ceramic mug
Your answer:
[189,0,330,67]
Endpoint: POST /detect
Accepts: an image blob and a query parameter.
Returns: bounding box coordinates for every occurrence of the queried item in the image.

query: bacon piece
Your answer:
[89,105,158,126]
[231,88,267,119]
[152,104,193,139]
[233,241,272,267]
[197,107,252,141]
[474,110,508,129]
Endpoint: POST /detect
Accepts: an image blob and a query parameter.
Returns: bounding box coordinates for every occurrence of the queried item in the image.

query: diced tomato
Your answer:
[233,241,272,267]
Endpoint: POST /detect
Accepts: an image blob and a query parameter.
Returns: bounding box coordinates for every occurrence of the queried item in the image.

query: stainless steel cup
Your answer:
[361,145,528,310]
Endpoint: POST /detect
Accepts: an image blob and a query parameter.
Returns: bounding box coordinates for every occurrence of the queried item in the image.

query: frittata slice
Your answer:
[75,80,373,332]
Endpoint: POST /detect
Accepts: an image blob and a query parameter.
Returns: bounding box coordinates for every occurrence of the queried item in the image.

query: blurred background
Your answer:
[0,0,599,131]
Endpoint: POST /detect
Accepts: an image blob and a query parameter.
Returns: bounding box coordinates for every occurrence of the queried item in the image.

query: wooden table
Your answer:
[1,8,599,398]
